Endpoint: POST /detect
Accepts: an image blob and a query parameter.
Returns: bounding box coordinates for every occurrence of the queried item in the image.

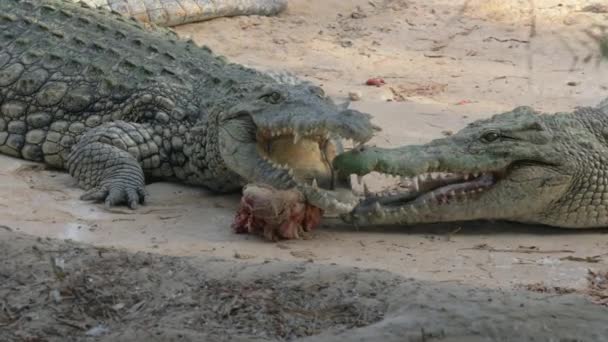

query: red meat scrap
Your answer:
[232,184,323,241]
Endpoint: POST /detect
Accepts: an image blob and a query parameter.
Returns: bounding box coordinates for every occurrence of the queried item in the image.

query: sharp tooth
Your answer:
[288,169,294,176]
[473,172,479,178]
[373,202,381,212]
[409,206,418,214]
[412,177,420,191]
[357,175,363,185]
[293,132,301,144]
[430,173,438,180]
[448,191,455,197]
[312,178,318,188]
[464,174,470,181]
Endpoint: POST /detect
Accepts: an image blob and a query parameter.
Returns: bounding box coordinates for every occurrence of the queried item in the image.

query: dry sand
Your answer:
[2,0,608,340]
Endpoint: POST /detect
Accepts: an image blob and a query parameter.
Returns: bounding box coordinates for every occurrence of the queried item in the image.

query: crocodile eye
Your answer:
[480,131,500,143]
[261,92,283,104]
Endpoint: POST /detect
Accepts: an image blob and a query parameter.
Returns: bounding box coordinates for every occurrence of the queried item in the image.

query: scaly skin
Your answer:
[334,101,608,228]
[0,0,377,210]
[71,0,287,27]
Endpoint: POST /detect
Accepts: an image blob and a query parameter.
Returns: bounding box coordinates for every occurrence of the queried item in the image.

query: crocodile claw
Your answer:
[80,184,148,209]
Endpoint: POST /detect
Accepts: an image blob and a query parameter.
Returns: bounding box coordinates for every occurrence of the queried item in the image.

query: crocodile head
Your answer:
[333,106,580,226]
[216,81,379,213]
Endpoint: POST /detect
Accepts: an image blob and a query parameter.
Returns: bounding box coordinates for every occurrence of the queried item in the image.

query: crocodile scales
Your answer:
[0,0,376,210]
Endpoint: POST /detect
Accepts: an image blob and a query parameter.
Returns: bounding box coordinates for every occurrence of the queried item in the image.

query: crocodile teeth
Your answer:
[293,132,301,144]
[411,177,420,191]
[312,178,318,188]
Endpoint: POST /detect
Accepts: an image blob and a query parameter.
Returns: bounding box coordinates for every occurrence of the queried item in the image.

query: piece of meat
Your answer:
[365,78,386,87]
[232,184,324,241]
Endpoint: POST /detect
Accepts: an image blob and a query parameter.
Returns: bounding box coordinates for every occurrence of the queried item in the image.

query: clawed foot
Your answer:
[80,182,148,209]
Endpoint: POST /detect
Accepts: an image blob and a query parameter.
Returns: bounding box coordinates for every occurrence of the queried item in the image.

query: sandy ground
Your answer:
[2,230,608,341]
[2,0,608,339]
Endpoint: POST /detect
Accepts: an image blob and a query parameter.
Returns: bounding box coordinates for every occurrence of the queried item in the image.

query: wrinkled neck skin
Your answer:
[186,108,247,193]
[536,108,608,227]
[175,78,277,192]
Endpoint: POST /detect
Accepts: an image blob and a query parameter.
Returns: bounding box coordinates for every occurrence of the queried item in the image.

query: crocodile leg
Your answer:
[67,121,161,208]
[77,0,288,26]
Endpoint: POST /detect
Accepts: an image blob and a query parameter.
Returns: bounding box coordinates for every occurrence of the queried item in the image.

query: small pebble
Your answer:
[85,325,110,337]
[348,91,362,101]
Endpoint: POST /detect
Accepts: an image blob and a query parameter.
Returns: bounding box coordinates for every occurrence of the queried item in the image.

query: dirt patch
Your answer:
[2,230,608,342]
[0,231,390,341]
[587,269,608,305]
[518,282,578,295]
[519,269,608,305]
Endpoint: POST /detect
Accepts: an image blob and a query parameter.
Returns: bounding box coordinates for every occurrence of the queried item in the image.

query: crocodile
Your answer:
[71,0,287,27]
[333,100,608,228]
[0,0,377,211]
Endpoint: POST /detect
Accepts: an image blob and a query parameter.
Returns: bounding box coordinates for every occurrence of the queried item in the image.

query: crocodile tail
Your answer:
[75,0,288,27]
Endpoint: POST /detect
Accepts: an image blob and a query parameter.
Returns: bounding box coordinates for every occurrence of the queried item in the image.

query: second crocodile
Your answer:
[334,100,608,228]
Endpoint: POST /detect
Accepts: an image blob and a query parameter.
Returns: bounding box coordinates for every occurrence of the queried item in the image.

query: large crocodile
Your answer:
[333,100,608,228]
[0,0,376,210]
[72,0,287,27]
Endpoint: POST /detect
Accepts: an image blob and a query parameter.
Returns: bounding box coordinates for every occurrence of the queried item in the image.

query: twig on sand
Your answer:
[560,255,603,263]
[55,317,87,331]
